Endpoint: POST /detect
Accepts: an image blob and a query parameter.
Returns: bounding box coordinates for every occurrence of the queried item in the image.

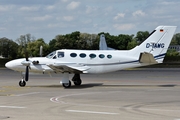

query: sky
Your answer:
[0,0,180,43]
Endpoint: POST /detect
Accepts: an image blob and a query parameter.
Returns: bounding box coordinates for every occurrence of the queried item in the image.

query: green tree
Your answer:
[0,37,18,59]
[172,33,180,45]
[98,32,133,50]
[116,34,134,50]
[79,33,98,50]
[135,31,149,44]
[166,49,179,56]
[27,38,49,57]
[127,38,138,49]
[16,34,36,58]
[49,39,58,52]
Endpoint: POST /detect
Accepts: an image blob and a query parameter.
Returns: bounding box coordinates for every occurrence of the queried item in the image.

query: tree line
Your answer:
[0,31,180,59]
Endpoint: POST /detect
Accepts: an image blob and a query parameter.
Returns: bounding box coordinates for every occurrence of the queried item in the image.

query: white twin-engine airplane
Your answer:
[5,26,177,88]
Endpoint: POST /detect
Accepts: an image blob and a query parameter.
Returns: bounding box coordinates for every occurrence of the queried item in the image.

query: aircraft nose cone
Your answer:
[5,61,12,69]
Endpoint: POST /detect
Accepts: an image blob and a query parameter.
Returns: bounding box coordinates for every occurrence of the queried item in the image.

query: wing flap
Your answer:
[47,63,90,73]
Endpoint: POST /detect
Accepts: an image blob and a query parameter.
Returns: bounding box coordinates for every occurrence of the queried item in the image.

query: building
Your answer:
[168,45,180,52]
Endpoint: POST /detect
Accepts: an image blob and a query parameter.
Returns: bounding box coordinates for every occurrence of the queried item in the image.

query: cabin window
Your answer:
[107,55,112,59]
[99,54,105,58]
[58,52,64,58]
[70,53,77,57]
[89,53,96,58]
[79,53,86,58]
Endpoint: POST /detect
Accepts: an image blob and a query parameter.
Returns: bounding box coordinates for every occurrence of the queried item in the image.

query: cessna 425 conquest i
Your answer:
[5,26,177,88]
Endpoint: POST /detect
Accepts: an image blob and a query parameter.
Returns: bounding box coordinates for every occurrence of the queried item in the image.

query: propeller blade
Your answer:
[40,46,43,57]
[25,51,29,61]
[25,66,29,81]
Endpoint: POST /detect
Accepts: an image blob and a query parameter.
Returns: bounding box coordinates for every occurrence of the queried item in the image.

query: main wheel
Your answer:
[19,80,26,87]
[74,79,82,86]
[62,80,71,88]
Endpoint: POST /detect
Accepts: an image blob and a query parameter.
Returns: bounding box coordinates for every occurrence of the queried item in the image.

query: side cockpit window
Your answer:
[46,51,56,59]
[53,55,57,59]
[58,52,64,58]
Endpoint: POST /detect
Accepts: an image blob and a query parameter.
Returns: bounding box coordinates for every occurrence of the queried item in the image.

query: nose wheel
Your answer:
[19,79,26,87]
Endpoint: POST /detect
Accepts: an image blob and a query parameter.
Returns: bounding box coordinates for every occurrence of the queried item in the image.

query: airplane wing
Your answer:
[47,63,90,73]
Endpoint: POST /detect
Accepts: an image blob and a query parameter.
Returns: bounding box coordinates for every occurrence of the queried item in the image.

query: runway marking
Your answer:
[50,92,102,103]
[66,110,119,115]
[0,106,25,109]
[50,92,180,113]
[13,92,40,96]
[121,106,180,113]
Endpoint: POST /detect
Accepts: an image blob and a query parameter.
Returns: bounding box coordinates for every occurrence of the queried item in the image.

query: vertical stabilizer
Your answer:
[99,34,115,50]
[130,26,176,63]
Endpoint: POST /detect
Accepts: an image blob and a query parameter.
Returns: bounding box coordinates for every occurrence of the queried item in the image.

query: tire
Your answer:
[19,80,26,87]
[62,81,71,88]
[74,79,82,86]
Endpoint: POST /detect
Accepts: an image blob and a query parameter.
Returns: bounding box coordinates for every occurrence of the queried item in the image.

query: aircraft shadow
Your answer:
[68,83,103,89]
[28,84,177,89]
[101,84,177,88]
[28,83,104,89]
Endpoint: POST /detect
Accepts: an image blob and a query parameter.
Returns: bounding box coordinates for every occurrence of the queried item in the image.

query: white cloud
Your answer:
[46,5,55,10]
[66,1,80,10]
[114,13,125,20]
[19,6,40,11]
[0,5,14,12]
[161,1,178,5]
[132,10,145,17]
[29,15,52,21]
[86,6,94,14]
[0,27,6,31]
[85,6,98,14]
[1,0,180,42]
[63,16,74,21]
[113,24,135,31]
[48,23,59,28]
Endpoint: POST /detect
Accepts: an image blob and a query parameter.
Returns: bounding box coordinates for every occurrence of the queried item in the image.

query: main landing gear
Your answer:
[61,73,82,88]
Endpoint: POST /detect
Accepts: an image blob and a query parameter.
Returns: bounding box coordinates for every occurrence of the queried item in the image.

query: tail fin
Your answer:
[99,34,115,50]
[130,26,177,63]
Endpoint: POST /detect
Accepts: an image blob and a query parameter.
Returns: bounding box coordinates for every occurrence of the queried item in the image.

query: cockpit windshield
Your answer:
[46,51,56,59]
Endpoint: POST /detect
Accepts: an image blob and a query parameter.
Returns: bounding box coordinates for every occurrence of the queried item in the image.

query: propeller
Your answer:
[40,45,43,57]
[25,65,29,81]
[24,50,30,81]
[21,45,43,82]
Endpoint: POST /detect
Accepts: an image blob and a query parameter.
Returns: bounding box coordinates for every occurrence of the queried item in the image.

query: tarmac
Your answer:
[0,68,180,120]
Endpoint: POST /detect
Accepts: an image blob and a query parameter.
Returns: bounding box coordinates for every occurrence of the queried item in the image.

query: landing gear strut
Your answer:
[60,73,71,88]
[19,72,28,87]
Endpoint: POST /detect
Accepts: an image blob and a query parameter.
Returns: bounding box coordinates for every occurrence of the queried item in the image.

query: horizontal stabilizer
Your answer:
[139,52,158,64]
